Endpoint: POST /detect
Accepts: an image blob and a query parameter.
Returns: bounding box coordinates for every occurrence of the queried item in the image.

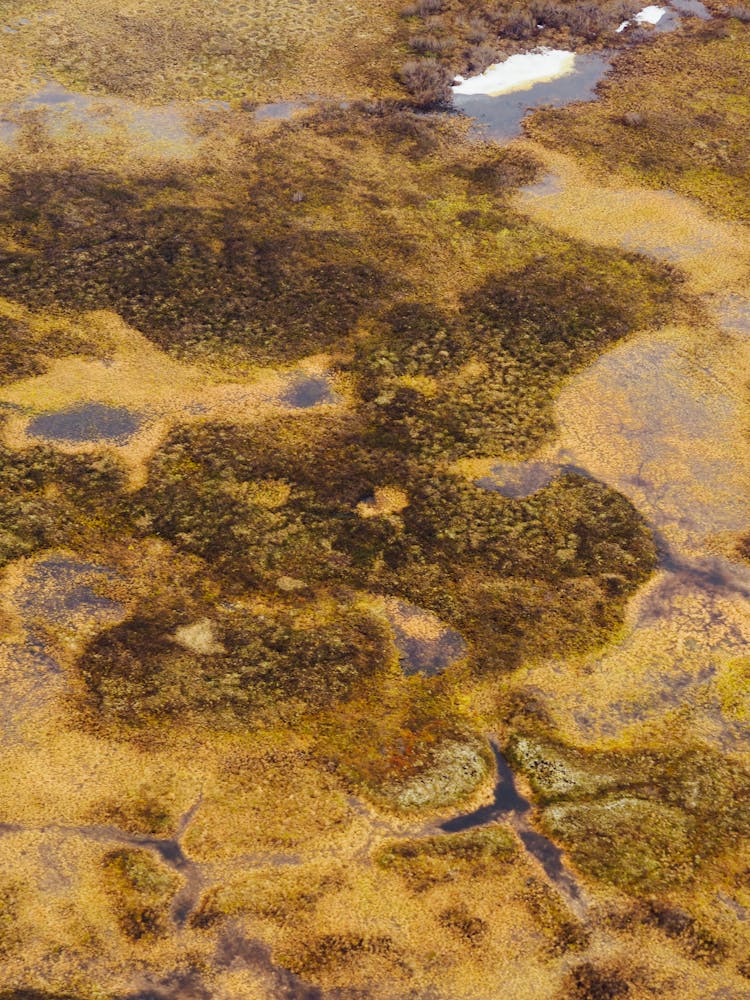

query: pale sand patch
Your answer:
[173,619,226,656]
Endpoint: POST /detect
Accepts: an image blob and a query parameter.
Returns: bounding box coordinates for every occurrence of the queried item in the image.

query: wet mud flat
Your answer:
[503,155,750,748]
[0,80,192,150]
[1,555,124,745]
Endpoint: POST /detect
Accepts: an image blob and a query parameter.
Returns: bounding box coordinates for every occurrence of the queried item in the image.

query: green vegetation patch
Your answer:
[78,593,392,729]
[509,737,750,893]
[528,19,750,221]
[101,848,179,942]
[0,440,125,570]
[545,797,695,894]
[351,243,678,461]
[134,413,657,674]
[375,826,517,891]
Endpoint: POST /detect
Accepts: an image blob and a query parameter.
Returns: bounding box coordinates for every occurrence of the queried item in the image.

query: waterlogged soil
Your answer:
[510,154,750,747]
[381,597,468,676]
[280,373,337,409]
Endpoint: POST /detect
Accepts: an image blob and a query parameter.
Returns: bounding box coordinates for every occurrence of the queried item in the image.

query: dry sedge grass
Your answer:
[547,324,750,558]
[0,310,347,486]
[200,845,567,999]
[526,20,750,223]
[0,0,407,105]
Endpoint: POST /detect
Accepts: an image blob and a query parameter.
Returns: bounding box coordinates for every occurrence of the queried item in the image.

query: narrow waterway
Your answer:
[439,741,586,914]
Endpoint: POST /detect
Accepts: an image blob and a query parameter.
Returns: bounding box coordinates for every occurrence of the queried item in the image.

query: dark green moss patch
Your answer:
[284,932,400,977]
[78,594,392,729]
[135,413,656,674]
[0,441,126,570]
[101,848,178,941]
[0,107,538,364]
[520,875,590,955]
[374,826,517,891]
[562,962,631,1000]
[438,904,488,945]
[0,313,99,386]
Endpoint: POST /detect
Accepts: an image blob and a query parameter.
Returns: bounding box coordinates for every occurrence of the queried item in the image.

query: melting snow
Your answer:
[452,48,576,97]
[617,5,667,30]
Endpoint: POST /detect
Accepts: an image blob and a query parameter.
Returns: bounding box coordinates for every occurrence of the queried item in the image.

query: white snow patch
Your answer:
[452,47,576,97]
[635,4,667,22]
[617,5,667,30]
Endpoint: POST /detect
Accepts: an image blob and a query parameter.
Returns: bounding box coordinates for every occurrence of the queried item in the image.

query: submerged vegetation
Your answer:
[0,0,747,996]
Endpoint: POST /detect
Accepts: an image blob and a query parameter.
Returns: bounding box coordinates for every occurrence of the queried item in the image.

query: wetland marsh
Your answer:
[0,0,748,998]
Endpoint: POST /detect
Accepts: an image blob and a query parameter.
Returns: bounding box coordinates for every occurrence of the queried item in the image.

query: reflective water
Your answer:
[512,166,750,747]
[17,556,122,624]
[382,597,467,676]
[281,373,336,408]
[669,0,711,18]
[452,53,611,141]
[28,402,142,443]
[255,100,307,121]
[0,81,190,148]
[440,741,584,906]
[477,459,584,498]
